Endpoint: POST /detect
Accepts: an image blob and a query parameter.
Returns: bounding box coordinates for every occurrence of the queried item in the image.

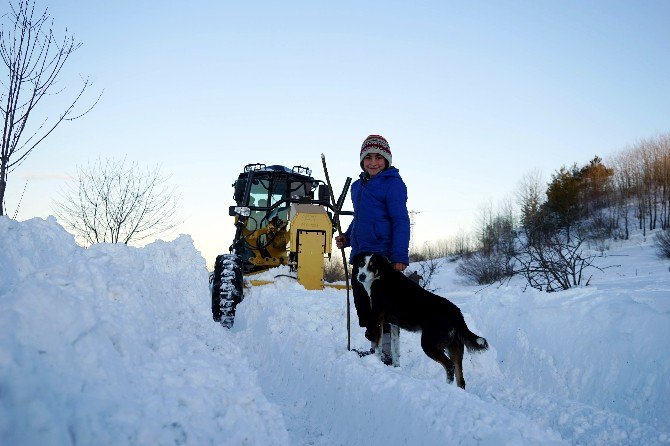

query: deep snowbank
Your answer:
[0,216,288,445]
[468,282,670,434]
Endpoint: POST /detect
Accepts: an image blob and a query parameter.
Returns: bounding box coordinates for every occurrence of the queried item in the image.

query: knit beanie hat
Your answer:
[360,134,392,168]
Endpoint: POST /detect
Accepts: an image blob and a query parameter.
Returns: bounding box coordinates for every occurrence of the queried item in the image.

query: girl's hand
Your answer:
[392,263,407,272]
[335,235,347,249]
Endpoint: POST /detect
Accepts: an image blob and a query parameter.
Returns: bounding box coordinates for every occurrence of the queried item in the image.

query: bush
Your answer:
[456,250,514,285]
[324,252,350,283]
[407,257,444,292]
[655,229,670,259]
[583,211,616,255]
[515,229,598,292]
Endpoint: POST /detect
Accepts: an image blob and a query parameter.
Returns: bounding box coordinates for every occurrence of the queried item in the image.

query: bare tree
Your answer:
[611,150,634,239]
[449,229,475,258]
[609,134,670,236]
[515,169,545,231]
[662,138,670,229]
[55,158,181,246]
[0,0,99,216]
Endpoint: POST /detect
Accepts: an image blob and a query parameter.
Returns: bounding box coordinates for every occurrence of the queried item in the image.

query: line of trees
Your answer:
[330,133,669,290]
[611,134,670,237]
[452,132,670,290]
[409,229,475,262]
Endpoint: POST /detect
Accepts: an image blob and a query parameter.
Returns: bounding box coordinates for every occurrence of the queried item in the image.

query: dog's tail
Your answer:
[458,326,489,353]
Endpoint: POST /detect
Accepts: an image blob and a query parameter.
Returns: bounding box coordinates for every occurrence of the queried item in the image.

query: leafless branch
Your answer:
[514,228,599,292]
[54,157,182,246]
[0,0,100,216]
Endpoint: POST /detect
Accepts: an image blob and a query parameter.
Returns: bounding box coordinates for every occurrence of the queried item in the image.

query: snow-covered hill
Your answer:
[1,216,669,445]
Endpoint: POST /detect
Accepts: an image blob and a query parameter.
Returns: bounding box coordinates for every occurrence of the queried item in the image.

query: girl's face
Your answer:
[363,153,387,177]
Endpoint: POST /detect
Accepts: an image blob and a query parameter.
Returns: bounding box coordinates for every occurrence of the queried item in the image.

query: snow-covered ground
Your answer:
[1,216,669,445]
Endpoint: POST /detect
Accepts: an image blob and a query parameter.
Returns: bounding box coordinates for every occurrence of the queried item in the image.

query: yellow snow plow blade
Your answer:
[246,279,347,290]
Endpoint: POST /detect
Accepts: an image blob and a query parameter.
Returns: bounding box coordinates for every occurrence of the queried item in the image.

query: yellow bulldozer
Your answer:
[211,163,352,327]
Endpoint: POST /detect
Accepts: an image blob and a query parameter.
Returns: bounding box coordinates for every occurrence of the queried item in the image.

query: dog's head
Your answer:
[355,253,389,297]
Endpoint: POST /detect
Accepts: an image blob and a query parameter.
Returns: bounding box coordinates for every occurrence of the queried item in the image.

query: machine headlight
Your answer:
[235,206,251,217]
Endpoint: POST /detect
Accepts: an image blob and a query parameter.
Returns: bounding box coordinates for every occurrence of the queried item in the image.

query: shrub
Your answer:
[655,229,670,259]
[456,250,513,285]
[406,257,444,292]
[324,252,350,283]
[583,211,616,255]
[514,229,598,292]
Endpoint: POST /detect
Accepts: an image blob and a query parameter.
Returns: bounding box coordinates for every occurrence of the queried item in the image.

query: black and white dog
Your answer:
[356,253,489,389]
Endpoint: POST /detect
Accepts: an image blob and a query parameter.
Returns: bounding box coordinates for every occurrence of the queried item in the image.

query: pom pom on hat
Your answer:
[360,135,392,167]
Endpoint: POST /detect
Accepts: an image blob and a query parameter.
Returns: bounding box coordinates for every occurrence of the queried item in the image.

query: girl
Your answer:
[335,134,410,364]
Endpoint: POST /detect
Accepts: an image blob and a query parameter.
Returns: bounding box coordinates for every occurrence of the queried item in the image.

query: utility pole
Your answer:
[409,210,421,252]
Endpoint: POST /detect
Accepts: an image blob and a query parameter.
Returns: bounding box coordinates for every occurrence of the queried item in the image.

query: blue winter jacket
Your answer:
[344,167,410,265]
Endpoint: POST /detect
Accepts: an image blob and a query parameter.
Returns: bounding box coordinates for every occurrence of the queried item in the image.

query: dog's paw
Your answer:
[353,348,374,358]
[380,351,394,366]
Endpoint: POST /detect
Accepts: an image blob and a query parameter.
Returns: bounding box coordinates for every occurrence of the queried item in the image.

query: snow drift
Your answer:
[0,217,287,445]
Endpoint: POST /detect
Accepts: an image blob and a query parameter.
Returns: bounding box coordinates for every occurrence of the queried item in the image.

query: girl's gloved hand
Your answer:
[335,235,347,249]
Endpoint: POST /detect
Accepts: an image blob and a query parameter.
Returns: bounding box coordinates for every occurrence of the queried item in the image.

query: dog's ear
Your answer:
[355,254,366,269]
[369,254,381,275]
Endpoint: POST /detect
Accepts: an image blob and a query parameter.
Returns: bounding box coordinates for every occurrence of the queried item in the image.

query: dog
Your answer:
[355,253,489,389]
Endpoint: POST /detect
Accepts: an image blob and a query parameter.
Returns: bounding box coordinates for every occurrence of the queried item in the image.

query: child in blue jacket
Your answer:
[335,135,410,364]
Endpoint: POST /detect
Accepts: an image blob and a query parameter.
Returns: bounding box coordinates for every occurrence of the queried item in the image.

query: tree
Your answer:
[578,156,614,217]
[611,135,670,236]
[611,150,635,239]
[515,169,546,239]
[658,134,670,229]
[0,0,99,216]
[544,165,582,239]
[55,158,181,246]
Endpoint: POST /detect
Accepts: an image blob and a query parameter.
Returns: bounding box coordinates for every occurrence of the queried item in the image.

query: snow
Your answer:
[1,216,669,445]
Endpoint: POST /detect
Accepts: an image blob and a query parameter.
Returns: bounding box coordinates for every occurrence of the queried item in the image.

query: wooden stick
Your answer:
[321,154,351,351]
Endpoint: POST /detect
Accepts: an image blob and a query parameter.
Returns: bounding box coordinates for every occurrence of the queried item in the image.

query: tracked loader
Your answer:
[211,163,352,328]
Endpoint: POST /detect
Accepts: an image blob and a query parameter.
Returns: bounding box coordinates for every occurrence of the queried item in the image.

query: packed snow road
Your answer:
[231,279,668,446]
[233,283,560,445]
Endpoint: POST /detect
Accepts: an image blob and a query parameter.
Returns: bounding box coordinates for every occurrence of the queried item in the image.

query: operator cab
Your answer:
[232,164,326,231]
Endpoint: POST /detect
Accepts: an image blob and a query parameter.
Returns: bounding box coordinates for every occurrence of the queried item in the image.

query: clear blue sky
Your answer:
[4,0,669,266]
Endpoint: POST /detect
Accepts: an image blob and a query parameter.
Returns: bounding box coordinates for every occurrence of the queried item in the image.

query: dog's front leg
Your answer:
[370,317,384,362]
[367,295,385,356]
[364,317,383,346]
